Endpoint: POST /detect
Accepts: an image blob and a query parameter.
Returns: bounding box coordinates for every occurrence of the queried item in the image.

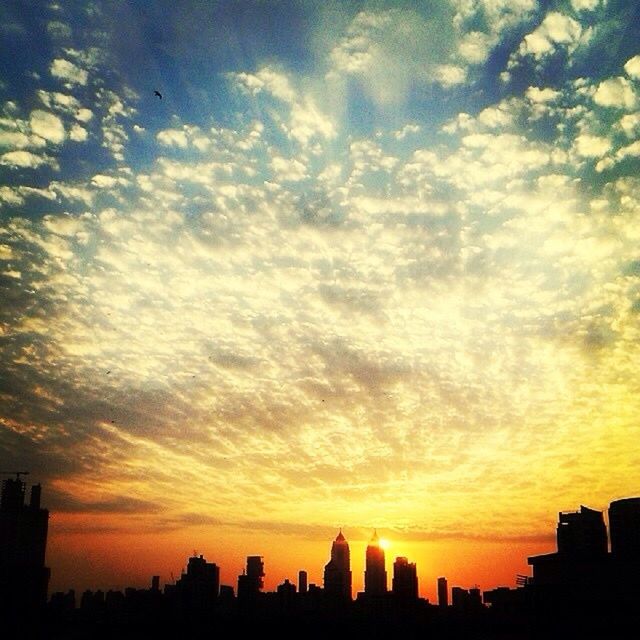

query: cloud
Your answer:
[434,64,467,87]
[156,125,210,151]
[326,8,457,104]
[575,133,611,157]
[2,1,640,587]
[0,150,57,169]
[157,128,188,148]
[69,124,88,142]
[525,87,561,103]
[232,67,296,103]
[458,31,492,64]
[618,113,640,138]
[48,491,161,515]
[29,110,65,144]
[509,11,582,68]
[624,55,640,80]
[394,124,421,140]
[593,77,638,109]
[271,155,308,182]
[288,98,336,145]
[570,0,601,10]
[50,58,88,86]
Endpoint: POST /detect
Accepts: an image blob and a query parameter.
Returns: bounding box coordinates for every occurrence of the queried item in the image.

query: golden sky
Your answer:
[1,0,639,597]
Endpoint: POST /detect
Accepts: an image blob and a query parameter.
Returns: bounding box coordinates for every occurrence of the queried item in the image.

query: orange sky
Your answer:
[47,512,556,600]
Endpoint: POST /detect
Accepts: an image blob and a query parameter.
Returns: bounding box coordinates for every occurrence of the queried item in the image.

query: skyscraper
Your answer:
[392,557,418,600]
[0,476,50,618]
[171,554,219,612]
[323,530,352,601]
[437,577,448,607]
[238,556,265,602]
[364,530,387,595]
[298,570,308,595]
[609,497,640,561]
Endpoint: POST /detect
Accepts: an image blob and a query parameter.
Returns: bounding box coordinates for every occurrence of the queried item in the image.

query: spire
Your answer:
[371,528,379,544]
[335,528,346,542]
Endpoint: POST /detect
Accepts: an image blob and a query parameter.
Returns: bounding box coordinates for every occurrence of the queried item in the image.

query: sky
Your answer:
[1,0,639,599]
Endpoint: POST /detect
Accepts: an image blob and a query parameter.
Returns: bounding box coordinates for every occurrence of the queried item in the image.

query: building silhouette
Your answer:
[31,487,640,637]
[364,530,387,596]
[392,557,418,600]
[437,576,448,607]
[323,530,352,601]
[166,554,219,613]
[528,504,609,598]
[238,555,265,602]
[298,570,308,595]
[556,505,607,557]
[609,497,640,560]
[0,475,50,619]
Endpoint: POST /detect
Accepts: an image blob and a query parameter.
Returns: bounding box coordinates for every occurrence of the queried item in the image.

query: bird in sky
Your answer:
[154,90,162,99]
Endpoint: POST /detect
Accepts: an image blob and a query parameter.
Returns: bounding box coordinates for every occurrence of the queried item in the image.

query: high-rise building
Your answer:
[609,497,640,560]
[323,530,352,601]
[238,556,265,601]
[298,570,308,594]
[392,557,418,599]
[437,577,448,607]
[0,477,50,618]
[556,505,607,557]
[171,554,219,612]
[364,530,387,595]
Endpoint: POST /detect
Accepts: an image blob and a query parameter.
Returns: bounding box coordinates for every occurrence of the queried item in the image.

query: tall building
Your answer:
[323,530,352,601]
[364,530,387,595]
[238,555,265,601]
[609,497,640,560]
[0,476,50,618]
[437,577,448,607]
[392,557,418,600]
[298,570,308,595]
[171,554,219,612]
[556,505,607,557]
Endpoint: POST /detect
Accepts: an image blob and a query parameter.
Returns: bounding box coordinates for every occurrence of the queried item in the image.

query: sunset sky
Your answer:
[1,0,639,600]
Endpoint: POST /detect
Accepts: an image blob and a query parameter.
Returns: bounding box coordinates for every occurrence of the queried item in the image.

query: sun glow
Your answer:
[379,538,391,550]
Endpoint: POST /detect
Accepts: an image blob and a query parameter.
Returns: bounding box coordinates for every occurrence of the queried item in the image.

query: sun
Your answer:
[378,537,391,550]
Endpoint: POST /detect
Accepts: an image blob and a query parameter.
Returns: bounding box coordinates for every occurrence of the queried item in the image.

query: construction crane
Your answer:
[0,471,30,480]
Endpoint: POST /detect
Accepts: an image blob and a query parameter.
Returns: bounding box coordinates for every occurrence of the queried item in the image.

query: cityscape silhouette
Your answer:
[2,474,639,638]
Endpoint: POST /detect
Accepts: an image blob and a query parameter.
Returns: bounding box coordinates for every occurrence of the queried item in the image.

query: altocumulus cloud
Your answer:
[0,0,639,543]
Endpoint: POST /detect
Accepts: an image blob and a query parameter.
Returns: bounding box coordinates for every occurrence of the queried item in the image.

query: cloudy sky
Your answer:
[1,0,639,596]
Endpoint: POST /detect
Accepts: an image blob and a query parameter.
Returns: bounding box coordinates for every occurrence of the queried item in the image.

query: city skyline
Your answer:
[1,0,640,602]
[6,474,638,604]
[4,477,639,605]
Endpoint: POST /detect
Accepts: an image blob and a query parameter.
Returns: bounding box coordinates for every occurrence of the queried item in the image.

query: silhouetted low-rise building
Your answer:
[556,505,607,558]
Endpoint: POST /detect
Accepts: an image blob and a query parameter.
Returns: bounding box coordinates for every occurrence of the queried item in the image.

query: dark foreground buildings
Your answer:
[0,474,50,622]
[7,486,640,638]
[526,497,640,610]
